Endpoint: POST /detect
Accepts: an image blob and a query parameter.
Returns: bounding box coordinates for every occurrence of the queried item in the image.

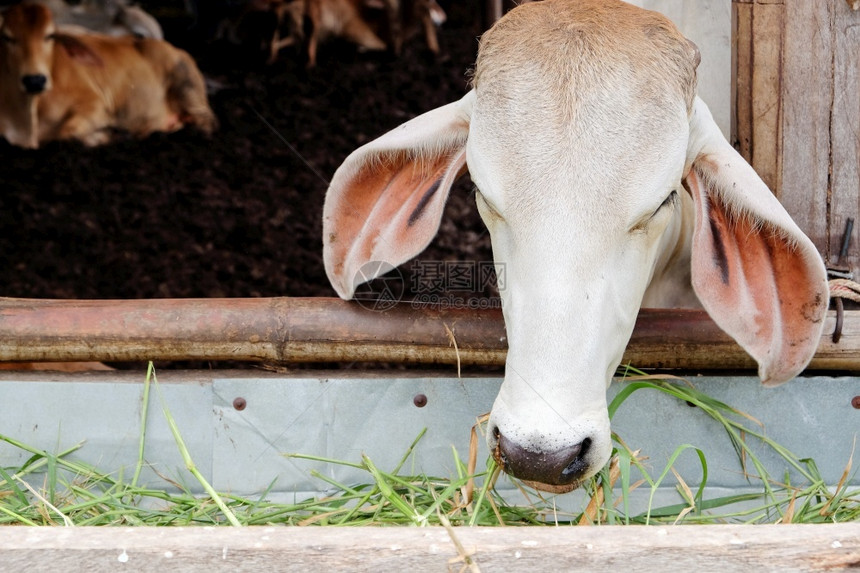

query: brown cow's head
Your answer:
[0,3,58,94]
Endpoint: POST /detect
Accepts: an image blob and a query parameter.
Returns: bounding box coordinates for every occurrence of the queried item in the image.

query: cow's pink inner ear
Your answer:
[324,148,465,298]
[687,169,826,385]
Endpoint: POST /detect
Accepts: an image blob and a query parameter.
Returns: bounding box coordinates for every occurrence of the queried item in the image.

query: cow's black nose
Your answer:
[21,74,47,94]
[495,430,593,488]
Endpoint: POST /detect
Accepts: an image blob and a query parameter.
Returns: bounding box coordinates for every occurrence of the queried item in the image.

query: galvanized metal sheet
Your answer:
[211,375,500,497]
[0,373,213,490]
[0,370,856,514]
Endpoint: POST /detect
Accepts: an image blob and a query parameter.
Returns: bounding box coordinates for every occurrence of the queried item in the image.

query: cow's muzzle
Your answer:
[21,74,48,94]
[493,428,593,493]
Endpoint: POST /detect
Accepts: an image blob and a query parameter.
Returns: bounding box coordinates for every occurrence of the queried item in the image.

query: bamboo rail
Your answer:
[0,297,857,371]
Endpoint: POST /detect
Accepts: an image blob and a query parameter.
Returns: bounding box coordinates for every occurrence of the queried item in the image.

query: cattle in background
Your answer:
[240,0,385,67]
[34,0,164,39]
[300,0,387,66]
[382,0,447,57]
[323,0,829,492]
[222,0,445,67]
[0,2,216,148]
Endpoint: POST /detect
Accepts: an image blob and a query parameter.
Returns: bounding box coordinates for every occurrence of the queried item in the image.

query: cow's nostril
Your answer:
[21,74,47,94]
[560,437,591,478]
[490,425,507,465]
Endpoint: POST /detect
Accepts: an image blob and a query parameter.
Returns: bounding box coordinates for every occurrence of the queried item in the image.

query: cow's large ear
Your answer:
[54,34,104,66]
[685,97,829,385]
[323,90,474,299]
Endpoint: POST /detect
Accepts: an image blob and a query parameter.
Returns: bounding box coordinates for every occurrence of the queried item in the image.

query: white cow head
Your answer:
[322,0,829,492]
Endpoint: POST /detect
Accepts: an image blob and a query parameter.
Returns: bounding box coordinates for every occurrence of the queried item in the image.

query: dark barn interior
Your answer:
[0,1,496,324]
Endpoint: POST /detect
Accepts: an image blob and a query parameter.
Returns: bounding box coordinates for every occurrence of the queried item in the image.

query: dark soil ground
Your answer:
[0,3,495,316]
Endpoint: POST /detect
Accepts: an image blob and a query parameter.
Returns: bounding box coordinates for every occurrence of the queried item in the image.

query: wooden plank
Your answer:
[780,0,833,257]
[0,297,857,372]
[0,524,857,571]
[750,1,784,195]
[829,5,860,272]
[734,0,783,174]
[733,1,753,156]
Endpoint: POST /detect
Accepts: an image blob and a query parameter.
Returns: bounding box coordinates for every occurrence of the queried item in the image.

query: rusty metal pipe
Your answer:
[0,297,506,366]
[0,297,856,372]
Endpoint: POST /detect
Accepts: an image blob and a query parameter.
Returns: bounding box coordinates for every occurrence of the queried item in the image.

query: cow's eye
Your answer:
[474,187,502,220]
[45,33,56,42]
[654,190,678,216]
[631,190,677,233]
[0,33,15,45]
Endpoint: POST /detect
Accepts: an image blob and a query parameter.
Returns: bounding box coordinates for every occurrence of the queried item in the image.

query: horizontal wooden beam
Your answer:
[0,524,857,570]
[0,297,856,372]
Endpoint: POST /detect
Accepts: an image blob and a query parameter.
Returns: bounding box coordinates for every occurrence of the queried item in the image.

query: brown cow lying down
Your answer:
[0,2,216,148]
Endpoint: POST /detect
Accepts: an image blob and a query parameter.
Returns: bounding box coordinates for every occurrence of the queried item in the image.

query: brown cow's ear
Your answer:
[54,34,104,67]
[323,91,474,299]
[684,97,828,385]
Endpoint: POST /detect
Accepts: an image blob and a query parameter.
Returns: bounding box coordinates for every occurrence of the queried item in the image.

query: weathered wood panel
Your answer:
[734,0,784,194]
[753,1,783,193]
[0,525,857,572]
[736,0,860,272]
[829,9,860,271]
[780,0,832,257]
[734,0,753,156]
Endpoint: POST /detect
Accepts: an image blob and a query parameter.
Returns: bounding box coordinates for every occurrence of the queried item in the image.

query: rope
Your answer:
[828,278,860,343]
[829,278,860,304]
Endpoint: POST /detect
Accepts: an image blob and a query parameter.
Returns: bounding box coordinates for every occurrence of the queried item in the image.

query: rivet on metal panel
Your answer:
[233,397,247,411]
[851,396,860,409]
[413,394,428,408]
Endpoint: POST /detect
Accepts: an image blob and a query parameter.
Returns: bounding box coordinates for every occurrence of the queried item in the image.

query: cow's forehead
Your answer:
[473,0,698,115]
[2,4,53,34]
[468,0,695,216]
[467,84,690,225]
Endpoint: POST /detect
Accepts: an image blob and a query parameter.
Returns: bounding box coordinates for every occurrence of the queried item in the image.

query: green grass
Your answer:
[0,364,856,526]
